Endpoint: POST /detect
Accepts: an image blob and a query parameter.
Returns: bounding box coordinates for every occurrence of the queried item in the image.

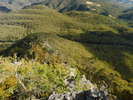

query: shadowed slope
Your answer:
[1,32,133,100]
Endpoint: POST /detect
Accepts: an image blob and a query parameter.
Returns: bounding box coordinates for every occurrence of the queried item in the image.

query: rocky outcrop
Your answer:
[48,71,109,100]
[48,90,108,100]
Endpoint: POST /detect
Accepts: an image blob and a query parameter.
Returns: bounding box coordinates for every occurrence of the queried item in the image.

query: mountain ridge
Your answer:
[0,0,132,12]
[0,1,132,100]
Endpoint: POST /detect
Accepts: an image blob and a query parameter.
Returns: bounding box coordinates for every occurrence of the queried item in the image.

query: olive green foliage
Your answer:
[0,5,133,100]
[0,57,82,99]
[2,32,133,100]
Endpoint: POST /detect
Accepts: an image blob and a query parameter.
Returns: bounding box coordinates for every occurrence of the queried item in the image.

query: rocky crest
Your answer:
[48,75,109,100]
[48,67,109,100]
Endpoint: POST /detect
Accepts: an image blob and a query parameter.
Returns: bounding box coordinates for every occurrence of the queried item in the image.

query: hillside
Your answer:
[0,5,132,100]
[119,7,133,27]
[0,0,131,15]
[0,0,88,12]
[115,0,133,4]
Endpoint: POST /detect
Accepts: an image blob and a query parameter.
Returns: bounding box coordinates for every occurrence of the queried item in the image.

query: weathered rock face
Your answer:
[48,90,108,100]
[48,74,109,100]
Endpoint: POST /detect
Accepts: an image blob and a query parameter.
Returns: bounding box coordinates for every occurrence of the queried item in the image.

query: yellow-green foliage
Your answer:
[0,6,87,40]
[0,5,133,100]
[0,76,17,99]
[2,33,133,99]
[0,5,126,42]
[0,25,26,40]
[0,57,82,99]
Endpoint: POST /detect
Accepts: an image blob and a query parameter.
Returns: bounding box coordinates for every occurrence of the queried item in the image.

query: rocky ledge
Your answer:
[48,68,109,100]
[48,89,108,100]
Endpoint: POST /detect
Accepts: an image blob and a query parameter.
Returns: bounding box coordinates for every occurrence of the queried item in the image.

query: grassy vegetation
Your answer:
[0,57,86,99]
[0,5,133,100]
[2,32,133,100]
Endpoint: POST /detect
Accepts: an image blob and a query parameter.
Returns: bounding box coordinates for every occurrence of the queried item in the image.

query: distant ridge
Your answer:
[0,0,132,12]
[0,0,89,12]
